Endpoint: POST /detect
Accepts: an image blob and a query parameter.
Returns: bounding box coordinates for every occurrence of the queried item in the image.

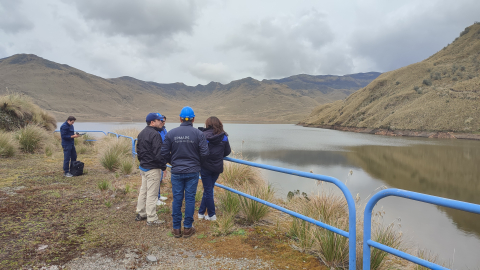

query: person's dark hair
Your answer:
[146,120,152,126]
[205,116,227,135]
[67,116,76,121]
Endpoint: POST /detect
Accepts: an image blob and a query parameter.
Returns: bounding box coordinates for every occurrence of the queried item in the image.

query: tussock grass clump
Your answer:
[217,190,241,216]
[99,140,130,171]
[97,179,111,191]
[220,158,258,187]
[0,93,57,131]
[15,125,50,153]
[238,182,274,224]
[213,214,236,236]
[119,157,134,175]
[0,131,18,157]
[370,223,403,269]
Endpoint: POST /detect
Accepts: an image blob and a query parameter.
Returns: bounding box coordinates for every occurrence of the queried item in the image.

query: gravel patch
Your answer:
[62,246,273,270]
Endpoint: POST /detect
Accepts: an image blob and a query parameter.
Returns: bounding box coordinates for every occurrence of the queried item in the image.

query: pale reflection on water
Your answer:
[67,122,480,268]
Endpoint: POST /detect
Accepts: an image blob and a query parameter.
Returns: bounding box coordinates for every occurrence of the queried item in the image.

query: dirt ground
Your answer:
[0,147,327,269]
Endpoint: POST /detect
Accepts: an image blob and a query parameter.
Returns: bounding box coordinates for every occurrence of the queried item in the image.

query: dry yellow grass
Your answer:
[301,23,480,133]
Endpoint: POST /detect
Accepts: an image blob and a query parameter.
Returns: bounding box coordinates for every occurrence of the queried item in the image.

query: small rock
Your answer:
[37,245,48,251]
[146,255,157,262]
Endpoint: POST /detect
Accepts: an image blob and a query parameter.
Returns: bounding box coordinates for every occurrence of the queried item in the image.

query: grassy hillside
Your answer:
[0,54,379,123]
[300,23,480,133]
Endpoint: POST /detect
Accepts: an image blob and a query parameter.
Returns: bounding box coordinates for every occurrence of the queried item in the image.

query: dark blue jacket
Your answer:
[156,126,167,142]
[60,121,75,146]
[199,127,231,173]
[161,122,209,174]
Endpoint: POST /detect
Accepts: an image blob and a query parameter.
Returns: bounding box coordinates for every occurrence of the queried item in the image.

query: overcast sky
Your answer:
[0,0,479,86]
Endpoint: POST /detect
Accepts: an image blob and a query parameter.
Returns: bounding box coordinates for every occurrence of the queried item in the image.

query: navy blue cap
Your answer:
[146,113,164,122]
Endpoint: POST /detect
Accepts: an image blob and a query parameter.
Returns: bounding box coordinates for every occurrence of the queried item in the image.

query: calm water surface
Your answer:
[69,122,480,268]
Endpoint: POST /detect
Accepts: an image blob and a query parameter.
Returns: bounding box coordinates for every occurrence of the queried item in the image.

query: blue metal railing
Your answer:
[363,189,480,269]
[221,157,357,268]
[55,129,480,269]
[54,130,137,156]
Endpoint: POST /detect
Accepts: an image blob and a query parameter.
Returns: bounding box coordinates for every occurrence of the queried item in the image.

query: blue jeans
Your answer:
[171,172,199,229]
[62,144,77,173]
[199,168,220,217]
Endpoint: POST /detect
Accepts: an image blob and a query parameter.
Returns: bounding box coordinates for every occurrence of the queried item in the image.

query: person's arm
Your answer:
[152,134,167,171]
[198,132,209,163]
[223,137,231,157]
[161,134,172,165]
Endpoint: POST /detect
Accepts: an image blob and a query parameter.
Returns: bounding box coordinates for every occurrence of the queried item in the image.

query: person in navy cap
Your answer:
[135,113,168,226]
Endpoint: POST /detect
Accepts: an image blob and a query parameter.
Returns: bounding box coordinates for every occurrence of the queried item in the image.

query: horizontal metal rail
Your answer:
[363,189,480,269]
[54,130,107,135]
[222,157,357,268]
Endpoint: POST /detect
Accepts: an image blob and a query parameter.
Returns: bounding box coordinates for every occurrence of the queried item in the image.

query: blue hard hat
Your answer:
[179,106,195,120]
[146,113,164,122]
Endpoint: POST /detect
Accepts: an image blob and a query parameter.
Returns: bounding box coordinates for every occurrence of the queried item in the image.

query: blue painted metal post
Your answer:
[363,189,480,269]
[223,157,357,269]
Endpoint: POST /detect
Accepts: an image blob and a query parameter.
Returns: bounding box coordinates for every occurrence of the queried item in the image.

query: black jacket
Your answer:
[136,126,167,171]
[161,122,209,174]
[199,127,231,173]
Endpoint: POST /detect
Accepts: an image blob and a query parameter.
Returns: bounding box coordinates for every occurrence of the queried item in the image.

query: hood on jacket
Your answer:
[199,127,226,145]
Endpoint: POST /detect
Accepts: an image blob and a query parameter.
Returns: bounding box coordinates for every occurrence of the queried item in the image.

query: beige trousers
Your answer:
[136,169,161,222]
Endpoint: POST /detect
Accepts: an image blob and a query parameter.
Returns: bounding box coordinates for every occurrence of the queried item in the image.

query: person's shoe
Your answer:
[135,214,147,221]
[156,200,166,206]
[183,226,196,238]
[198,213,205,220]
[159,196,168,201]
[205,215,217,221]
[64,172,73,177]
[172,228,182,238]
[147,219,165,226]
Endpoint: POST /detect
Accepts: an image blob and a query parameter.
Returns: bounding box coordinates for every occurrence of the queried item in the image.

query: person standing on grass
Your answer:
[198,116,231,221]
[155,115,168,206]
[135,113,169,226]
[60,116,80,177]
[161,106,209,238]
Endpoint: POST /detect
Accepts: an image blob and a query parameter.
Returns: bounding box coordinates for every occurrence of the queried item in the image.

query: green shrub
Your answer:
[422,79,432,86]
[44,143,55,157]
[97,179,111,191]
[460,26,470,37]
[460,66,465,71]
[431,72,441,80]
[238,183,274,224]
[213,214,235,236]
[395,81,400,85]
[15,125,49,153]
[119,157,134,175]
[221,158,258,187]
[370,223,403,269]
[99,140,130,171]
[452,76,458,81]
[0,131,17,157]
[218,190,241,215]
[104,200,112,208]
[77,145,88,154]
[289,219,315,251]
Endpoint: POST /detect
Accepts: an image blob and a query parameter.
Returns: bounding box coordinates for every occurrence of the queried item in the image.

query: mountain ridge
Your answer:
[0,53,380,123]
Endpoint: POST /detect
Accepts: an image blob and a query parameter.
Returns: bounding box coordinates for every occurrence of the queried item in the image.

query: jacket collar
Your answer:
[180,121,193,127]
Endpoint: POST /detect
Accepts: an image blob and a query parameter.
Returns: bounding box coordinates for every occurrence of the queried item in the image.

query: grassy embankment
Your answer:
[0,94,450,269]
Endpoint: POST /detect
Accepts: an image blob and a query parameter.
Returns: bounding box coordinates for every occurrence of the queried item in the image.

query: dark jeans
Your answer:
[62,144,77,173]
[171,172,199,229]
[199,168,220,217]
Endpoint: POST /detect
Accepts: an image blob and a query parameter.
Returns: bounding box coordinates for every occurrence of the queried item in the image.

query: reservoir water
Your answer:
[68,122,480,268]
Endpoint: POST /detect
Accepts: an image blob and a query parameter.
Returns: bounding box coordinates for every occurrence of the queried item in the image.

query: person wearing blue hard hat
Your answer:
[135,112,168,226]
[161,106,209,238]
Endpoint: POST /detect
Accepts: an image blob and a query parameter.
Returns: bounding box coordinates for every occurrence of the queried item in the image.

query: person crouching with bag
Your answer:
[197,116,231,221]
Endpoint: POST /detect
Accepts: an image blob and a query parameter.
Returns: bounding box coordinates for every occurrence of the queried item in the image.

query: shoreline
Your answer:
[298,124,480,140]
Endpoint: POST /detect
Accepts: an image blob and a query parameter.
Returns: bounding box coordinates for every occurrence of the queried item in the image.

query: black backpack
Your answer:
[71,161,84,176]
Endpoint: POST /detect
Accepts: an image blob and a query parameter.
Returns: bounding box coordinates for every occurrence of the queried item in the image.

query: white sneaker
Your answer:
[205,215,217,221]
[156,200,166,206]
[159,196,168,201]
[198,213,205,220]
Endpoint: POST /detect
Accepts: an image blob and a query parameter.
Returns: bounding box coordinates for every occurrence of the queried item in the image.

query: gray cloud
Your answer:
[66,0,199,45]
[221,9,350,78]
[187,62,232,83]
[0,0,34,34]
[350,0,480,72]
